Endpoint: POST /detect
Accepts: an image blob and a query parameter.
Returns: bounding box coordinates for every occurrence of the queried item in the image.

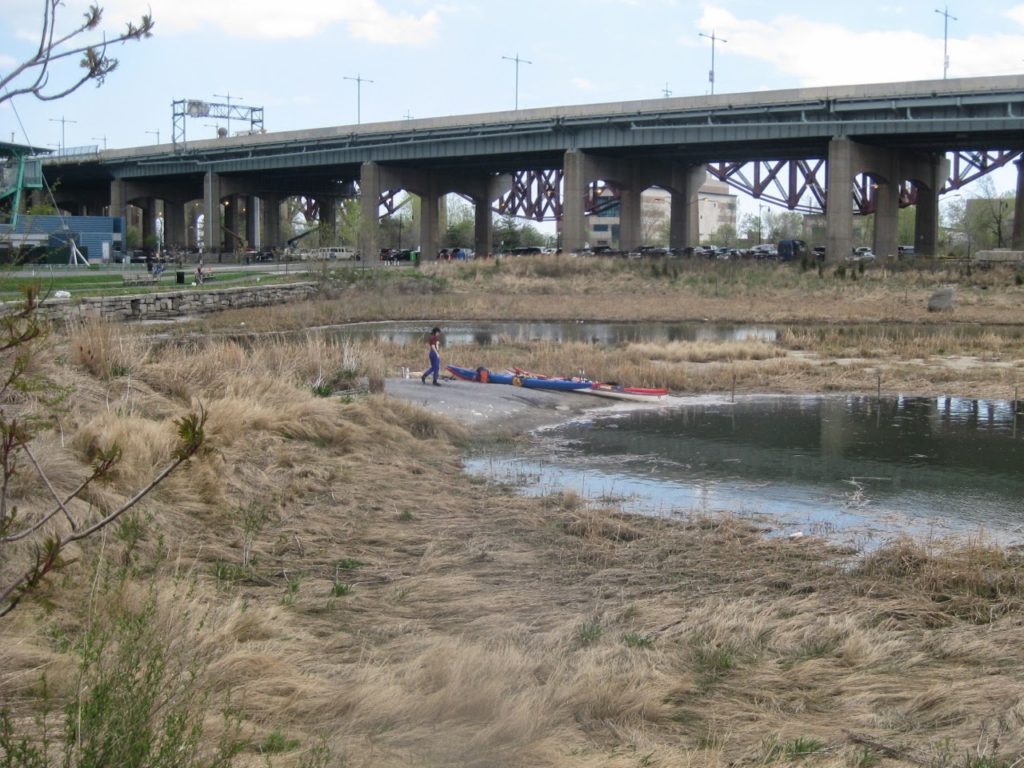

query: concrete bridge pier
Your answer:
[562,150,590,254]
[562,150,652,253]
[359,162,382,261]
[912,154,948,257]
[1013,159,1024,251]
[826,138,857,263]
[262,194,283,250]
[223,195,244,252]
[110,179,129,243]
[359,162,442,261]
[203,172,222,255]
[358,163,500,262]
[872,157,901,261]
[668,163,706,251]
[561,152,705,254]
[162,199,187,252]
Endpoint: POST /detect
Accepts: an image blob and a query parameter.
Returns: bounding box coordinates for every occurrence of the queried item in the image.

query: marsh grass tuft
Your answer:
[575,620,604,647]
[763,735,826,761]
[623,632,655,649]
[330,582,352,597]
[260,729,300,754]
[853,537,1024,622]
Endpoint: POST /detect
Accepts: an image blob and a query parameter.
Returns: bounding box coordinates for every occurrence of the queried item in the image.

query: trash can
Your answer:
[176,270,185,285]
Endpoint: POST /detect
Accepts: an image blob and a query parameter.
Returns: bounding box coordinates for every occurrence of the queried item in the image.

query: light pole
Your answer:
[699,31,727,95]
[343,75,373,124]
[935,6,957,79]
[501,53,532,110]
[758,203,767,245]
[48,116,77,153]
[662,82,672,98]
[213,92,241,135]
[146,129,160,144]
[90,135,107,150]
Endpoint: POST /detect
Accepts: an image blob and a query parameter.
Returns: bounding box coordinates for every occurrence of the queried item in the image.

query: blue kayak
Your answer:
[446,365,591,392]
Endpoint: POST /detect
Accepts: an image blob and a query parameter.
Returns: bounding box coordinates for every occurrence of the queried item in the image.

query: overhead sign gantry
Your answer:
[171,99,264,151]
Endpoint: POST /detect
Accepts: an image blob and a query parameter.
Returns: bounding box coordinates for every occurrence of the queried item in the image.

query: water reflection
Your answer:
[466,395,1024,548]
[331,320,778,346]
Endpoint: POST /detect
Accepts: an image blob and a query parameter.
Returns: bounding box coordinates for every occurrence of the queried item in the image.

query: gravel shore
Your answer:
[385,373,617,432]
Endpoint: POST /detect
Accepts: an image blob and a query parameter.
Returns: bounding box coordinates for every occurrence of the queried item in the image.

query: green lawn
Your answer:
[0,265,308,302]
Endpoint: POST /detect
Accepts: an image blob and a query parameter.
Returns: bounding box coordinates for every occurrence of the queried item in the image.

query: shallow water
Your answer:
[465,394,1024,550]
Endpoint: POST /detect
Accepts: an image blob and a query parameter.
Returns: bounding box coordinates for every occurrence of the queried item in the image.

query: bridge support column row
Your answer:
[561,150,704,254]
[826,137,946,260]
[358,162,511,262]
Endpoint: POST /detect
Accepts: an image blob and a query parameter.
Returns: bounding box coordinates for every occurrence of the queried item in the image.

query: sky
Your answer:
[2,0,1022,218]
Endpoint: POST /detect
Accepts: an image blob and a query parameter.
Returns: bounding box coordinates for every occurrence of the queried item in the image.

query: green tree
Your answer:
[493,213,522,252]
[897,205,917,246]
[444,197,475,248]
[710,223,737,247]
[971,176,1015,249]
[336,199,362,248]
[767,210,804,241]
[738,212,762,244]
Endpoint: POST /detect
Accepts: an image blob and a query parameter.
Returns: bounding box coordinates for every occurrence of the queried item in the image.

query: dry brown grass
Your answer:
[4,273,1024,766]
[182,257,1024,402]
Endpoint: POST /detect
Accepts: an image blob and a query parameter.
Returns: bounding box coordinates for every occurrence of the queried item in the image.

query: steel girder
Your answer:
[496,169,563,221]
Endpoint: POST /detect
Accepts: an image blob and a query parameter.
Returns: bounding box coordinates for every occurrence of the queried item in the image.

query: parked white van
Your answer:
[304,246,358,261]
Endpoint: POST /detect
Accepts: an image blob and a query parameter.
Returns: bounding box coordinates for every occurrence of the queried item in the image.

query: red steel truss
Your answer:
[485,151,1020,220]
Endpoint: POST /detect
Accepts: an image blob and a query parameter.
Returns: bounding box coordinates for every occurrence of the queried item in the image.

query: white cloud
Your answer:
[571,77,596,91]
[87,0,442,42]
[1008,5,1024,25]
[698,4,1024,86]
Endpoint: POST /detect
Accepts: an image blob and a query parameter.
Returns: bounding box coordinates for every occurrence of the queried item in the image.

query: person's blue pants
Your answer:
[425,349,440,383]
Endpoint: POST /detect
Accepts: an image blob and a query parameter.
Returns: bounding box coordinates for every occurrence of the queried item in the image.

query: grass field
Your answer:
[0,263,309,301]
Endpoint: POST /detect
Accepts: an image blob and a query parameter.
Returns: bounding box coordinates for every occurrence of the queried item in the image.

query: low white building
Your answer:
[585,179,737,247]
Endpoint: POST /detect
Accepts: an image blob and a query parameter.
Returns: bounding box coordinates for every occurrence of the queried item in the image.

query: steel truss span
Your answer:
[493,150,1020,220]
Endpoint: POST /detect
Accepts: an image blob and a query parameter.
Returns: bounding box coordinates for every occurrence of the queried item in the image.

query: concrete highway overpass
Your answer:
[36,74,1024,262]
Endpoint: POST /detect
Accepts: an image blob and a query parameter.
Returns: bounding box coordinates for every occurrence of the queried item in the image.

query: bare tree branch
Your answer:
[0,407,207,617]
[21,441,79,530]
[0,1,154,106]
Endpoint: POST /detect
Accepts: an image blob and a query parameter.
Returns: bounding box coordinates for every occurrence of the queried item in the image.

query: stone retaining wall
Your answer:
[33,282,319,323]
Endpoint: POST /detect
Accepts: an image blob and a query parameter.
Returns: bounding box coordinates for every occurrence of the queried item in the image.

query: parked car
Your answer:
[636,245,670,258]
[812,245,826,260]
[849,246,876,262]
[897,245,915,258]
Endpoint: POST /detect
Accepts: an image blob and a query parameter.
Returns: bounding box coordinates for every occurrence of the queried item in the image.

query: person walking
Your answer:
[421,327,442,386]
